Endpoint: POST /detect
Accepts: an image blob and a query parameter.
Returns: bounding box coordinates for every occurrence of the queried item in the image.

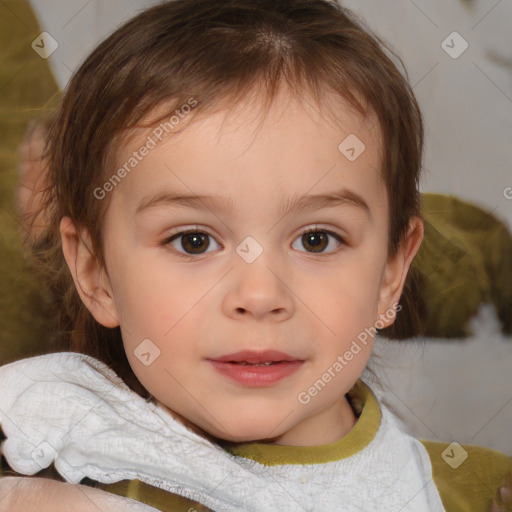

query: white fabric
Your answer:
[0,352,447,511]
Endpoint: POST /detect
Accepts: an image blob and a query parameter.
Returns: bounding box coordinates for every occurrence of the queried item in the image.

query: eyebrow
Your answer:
[135,187,370,217]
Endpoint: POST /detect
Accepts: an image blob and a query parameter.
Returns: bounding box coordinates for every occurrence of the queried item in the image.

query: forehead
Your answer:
[108,88,386,223]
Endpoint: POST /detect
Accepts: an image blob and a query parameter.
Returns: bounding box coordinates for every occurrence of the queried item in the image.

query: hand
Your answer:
[15,119,51,243]
[489,469,512,512]
[0,476,159,512]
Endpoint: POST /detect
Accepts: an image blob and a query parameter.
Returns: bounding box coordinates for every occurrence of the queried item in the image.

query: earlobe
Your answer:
[377,217,424,327]
[60,217,119,328]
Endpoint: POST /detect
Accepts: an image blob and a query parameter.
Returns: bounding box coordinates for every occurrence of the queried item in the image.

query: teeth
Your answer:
[237,361,275,366]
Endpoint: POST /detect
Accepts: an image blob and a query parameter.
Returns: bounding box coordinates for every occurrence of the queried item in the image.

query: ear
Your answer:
[377,216,424,327]
[60,217,119,328]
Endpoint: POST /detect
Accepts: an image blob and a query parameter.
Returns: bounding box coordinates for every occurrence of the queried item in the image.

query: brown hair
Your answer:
[34,0,425,400]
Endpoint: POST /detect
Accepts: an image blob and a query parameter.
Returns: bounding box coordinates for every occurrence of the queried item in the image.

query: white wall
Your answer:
[343,0,512,228]
[29,0,162,86]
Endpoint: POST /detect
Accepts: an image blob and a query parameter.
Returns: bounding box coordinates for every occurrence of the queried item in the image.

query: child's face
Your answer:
[78,89,418,445]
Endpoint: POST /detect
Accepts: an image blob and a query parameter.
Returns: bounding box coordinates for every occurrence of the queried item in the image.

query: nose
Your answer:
[222,253,295,322]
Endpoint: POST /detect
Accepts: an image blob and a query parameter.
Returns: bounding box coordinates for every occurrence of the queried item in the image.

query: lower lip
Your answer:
[208,360,303,386]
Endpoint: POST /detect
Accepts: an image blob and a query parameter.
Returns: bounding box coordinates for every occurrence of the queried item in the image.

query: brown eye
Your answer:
[180,232,210,253]
[165,230,220,256]
[293,228,344,255]
[302,231,328,252]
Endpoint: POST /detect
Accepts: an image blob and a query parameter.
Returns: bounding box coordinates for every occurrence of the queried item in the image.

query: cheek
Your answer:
[108,253,188,337]
[313,253,383,315]
[301,254,384,361]
[110,257,209,385]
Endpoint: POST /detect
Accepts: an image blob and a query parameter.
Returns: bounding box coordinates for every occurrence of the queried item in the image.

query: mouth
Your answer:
[229,361,281,366]
[207,350,304,386]
[208,349,302,364]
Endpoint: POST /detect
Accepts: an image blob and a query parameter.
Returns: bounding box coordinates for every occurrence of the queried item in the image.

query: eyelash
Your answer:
[160,225,346,260]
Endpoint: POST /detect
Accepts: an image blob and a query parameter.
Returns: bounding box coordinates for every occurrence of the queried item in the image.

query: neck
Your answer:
[270,394,358,447]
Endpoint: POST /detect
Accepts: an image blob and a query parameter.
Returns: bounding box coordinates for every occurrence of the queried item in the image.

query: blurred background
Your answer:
[1,0,511,454]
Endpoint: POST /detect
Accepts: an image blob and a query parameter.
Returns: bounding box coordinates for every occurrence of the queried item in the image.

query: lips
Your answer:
[207,350,304,386]
[209,350,301,364]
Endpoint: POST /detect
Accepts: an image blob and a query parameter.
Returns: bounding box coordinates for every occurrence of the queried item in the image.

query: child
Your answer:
[1,0,511,510]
